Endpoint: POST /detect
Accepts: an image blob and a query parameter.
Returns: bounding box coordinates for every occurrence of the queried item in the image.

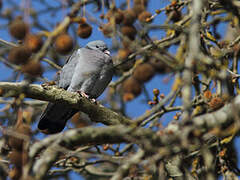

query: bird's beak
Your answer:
[104,50,110,56]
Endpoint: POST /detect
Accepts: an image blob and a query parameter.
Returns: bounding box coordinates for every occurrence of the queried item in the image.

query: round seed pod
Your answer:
[9,17,29,40]
[133,63,155,82]
[149,58,170,74]
[24,34,43,53]
[121,25,137,40]
[105,8,124,24]
[117,48,131,61]
[122,9,137,25]
[8,46,31,65]
[77,23,92,39]
[100,23,114,38]
[132,4,145,16]
[123,77,142,96]
[21,60,43,76]
[54,33,73,55]
[138,11,152,23]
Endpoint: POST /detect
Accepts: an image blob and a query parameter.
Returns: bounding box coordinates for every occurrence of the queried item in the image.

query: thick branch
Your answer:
[0,82,131,126]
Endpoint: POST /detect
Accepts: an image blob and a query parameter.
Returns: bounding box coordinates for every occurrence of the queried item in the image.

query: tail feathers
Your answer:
[38,103,78,134]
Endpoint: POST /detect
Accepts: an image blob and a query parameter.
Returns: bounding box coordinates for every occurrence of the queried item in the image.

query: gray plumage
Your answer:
[38,40,113,133]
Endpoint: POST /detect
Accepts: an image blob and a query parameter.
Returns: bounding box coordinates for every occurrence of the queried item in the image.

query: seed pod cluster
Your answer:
[8,123,31,180]
[122,62,155,101]
[122,55,171,101]
[100,1,152,47]
[8,16,45,77]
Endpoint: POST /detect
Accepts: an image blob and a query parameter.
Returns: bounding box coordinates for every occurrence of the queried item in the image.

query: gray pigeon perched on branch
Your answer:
[38,40,113,134]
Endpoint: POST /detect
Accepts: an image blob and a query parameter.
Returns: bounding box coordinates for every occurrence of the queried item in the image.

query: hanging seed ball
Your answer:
[122,9,137,25]
[105,8,124,24]
[121,25,137,40]
[117,48,131,61]
[138,11,152,23]
[123,77,142,97]
[8,46,31,65]
[54,33,73,55]
[77,23,92,39]
[149,58,170,74]
[9,17,29,40]
[100,23,114,38]
[133,63,155,83]
[21,60,43,76]
[24,34,43,53]
[132,4,145,16]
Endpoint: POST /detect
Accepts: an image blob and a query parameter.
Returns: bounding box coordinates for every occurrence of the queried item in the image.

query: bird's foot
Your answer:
[90,98,98,104]
[41,81,56,88]
[77,91,98,104]
[77,91,90,98]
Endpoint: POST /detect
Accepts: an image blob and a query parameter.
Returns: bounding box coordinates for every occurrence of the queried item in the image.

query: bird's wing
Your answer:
[58,50,79,89]
[67,48,110,96]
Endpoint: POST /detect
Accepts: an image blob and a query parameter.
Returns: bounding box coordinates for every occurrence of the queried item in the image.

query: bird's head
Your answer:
[86,40,110,56]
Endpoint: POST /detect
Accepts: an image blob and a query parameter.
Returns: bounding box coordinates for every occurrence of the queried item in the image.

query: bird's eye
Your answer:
[96,45,99,48]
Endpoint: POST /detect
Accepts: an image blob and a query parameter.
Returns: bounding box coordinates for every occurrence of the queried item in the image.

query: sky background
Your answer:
[0,0,239,179]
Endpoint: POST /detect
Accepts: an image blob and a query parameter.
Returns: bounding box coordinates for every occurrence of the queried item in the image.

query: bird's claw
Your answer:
[41,81,56,89]
[90,98,98,104]
[77,91,98,104]
[77,91,89,98]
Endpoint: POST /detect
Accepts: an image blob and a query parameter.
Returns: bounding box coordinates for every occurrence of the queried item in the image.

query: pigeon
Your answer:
[38,40,113,134]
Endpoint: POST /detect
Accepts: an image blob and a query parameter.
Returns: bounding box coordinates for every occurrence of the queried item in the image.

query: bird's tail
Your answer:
[38,102,78,134]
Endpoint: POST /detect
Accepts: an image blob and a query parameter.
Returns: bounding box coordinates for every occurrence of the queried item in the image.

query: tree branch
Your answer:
[0,81,131,126]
